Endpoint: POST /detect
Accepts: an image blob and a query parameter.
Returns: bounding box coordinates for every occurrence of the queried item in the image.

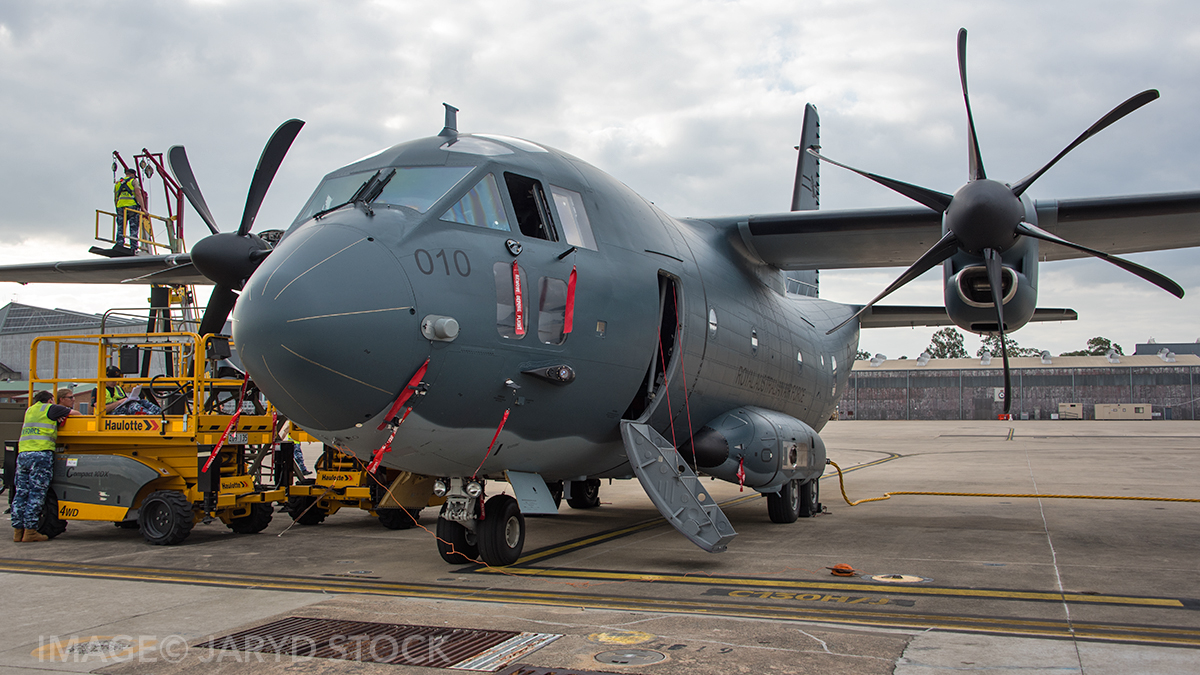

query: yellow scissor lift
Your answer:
[286,427,443,530]
[23,331,291,545]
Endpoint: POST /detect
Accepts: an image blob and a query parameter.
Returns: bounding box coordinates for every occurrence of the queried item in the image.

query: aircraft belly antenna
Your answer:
[439,103,459,138]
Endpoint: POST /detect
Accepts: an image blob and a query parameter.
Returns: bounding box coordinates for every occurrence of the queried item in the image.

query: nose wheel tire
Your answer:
[767,479,801,523]
[138,490,196,545]
[436,511,479,564]
[799,478,821,518]
[477,494,525,566]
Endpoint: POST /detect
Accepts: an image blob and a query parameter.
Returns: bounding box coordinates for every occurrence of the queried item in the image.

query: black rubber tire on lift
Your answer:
[477,494,525,567]
[566,478,601,509]
[35,488,68,539]
[286,495,328,525]
[228,502,274,534]
[436,513,479,564]
[138,490,195,545]
[377,508,420,530]
[767,479,801,524]
[798,478,821,518]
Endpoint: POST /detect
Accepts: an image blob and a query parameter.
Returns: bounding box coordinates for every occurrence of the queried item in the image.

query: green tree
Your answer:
[855,349,872,361]
[926,327,968,358]
[976,334,1043,358]
[1059,336,1123,357]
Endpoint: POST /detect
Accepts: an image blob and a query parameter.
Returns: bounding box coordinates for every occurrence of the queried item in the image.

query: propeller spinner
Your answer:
[818,29,1182,414]
[167,119,305,336]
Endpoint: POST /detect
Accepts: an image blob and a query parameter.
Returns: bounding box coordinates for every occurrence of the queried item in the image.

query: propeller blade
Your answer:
[238,119,305,236]
[983,248,1011,414]
[167,146,221,236]
[1015,222,1184,298]
[807,148,953,213]
[827,231,961,334]
[198,286,238,336]
[957,28,986,181]
[1011,89,1159,197]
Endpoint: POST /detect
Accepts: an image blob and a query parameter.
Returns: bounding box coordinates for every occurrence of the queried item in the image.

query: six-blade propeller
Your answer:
[819,29,1183,413]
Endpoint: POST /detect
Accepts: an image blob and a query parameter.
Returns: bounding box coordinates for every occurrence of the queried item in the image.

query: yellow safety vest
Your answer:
[18,402,57,452]
[105,385,127,405]
[115,177,139,208]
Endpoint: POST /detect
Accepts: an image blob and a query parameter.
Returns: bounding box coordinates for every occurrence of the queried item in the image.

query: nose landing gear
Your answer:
[435,478,526,566]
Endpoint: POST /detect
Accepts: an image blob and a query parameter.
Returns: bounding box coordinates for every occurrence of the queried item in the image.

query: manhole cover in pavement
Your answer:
[595,648,665,666]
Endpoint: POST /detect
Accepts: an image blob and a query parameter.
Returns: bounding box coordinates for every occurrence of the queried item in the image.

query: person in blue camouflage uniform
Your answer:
[12,389,78,542]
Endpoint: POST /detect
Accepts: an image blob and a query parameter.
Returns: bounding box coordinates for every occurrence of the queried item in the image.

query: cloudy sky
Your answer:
[1,0,1197,358]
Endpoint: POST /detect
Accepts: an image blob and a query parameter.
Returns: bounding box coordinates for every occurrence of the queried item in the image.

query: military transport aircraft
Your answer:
[2,30,1198,565]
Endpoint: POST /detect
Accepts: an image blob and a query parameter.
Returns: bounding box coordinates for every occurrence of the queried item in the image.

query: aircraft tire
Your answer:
[436,514,479,564]
[138,490,195,545]
[228,502,274,534]
[35,488,68,539]
[566,478,601,509]
[477,494,525,566]
[287,496,328,525]
[767,480,801,524]
[377,508,420,530]
[798,479,821,518]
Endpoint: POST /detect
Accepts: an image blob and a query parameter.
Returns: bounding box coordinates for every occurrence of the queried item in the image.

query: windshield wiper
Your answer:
[312,168,396,220]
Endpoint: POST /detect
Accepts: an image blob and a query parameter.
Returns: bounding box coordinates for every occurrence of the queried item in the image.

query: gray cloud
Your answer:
[0,0,1196,355]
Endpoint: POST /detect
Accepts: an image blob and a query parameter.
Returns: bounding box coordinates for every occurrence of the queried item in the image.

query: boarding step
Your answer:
[620,421,736,553]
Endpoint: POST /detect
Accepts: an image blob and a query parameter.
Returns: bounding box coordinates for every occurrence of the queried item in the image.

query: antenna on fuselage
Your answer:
[439,103,459,138]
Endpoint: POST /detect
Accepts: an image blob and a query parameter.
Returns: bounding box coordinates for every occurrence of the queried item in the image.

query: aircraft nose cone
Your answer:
[233,224,419,431]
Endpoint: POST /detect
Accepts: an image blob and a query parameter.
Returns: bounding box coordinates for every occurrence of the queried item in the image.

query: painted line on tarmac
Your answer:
[479,566,1189,608]
[2,558,1197,648]
[513,453,902,566]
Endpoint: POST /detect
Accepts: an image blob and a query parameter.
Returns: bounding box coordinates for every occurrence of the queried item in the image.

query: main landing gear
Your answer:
[433,477,526,566]
[767,478,821,524]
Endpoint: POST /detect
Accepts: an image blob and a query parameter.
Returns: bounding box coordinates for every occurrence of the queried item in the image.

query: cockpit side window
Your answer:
[441,173,511,231]
[504,173,558,242]
[549,186,597,250]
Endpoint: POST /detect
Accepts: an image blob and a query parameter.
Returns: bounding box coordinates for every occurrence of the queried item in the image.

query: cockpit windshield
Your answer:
[296,166,474,221]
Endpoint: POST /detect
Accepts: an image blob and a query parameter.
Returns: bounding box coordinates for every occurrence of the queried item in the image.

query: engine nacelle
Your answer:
[944,236,1038,335]
[678,406,825,492]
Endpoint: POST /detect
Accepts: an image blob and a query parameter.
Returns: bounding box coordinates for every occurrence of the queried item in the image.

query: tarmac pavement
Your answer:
[2,420,1198,674]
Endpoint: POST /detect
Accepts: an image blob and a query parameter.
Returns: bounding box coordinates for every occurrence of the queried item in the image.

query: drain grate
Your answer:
[195,616,558,670]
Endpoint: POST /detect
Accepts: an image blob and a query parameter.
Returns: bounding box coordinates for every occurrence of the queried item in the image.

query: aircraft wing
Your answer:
[862,306,1077,329]
[0,254,207,285]
[724,191,1200,270]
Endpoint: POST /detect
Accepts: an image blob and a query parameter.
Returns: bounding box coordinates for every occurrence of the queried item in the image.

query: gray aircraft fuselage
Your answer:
[233,132,857,481]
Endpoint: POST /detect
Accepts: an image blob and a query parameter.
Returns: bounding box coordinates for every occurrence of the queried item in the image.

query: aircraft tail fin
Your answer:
[786,103,821,297]
[791,103,820,212]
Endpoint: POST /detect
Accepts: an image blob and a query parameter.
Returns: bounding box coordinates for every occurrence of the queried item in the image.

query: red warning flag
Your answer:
[564,265,577,334]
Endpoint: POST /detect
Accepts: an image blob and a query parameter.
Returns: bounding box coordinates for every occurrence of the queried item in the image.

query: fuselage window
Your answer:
[442,173,511,231]
[494,262,528,339]
[549,186,597,250]
[504,173,558,242]
[538,277,569,345]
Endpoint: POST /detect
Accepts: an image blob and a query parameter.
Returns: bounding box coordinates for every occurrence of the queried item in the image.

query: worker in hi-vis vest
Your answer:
[12,389,79,543]
[113,167,146,250]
